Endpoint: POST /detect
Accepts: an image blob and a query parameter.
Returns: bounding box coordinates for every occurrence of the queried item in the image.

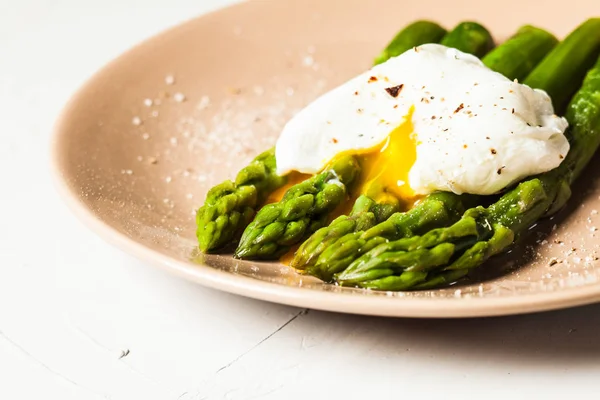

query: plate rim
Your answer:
[49,4,600,318]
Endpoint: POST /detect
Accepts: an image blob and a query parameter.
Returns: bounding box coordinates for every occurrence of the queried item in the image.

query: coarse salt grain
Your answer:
[303,55,314,67]
[143,98,153,107]
[173,92,186,102]
[165,75,175,85]
[132,116,142,126]
[170,137,178,146]
[197,96,210,110]
[142,133,150,140]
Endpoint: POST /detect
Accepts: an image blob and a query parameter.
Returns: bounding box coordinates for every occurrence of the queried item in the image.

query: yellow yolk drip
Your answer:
[327,106,420,214]
[354,111,418,206]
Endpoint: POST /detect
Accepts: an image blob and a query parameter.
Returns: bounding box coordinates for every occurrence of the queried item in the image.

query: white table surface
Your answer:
[2,1,600,399]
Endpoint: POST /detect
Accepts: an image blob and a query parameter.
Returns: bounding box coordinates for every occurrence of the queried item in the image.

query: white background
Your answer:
[2,1,600,399]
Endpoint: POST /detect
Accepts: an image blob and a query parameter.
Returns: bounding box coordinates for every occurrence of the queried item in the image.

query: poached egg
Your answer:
[275,44,569,206]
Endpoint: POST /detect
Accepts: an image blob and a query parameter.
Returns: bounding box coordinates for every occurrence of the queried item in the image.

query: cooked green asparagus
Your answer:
[233,155,361,260]
[196,148,285,252]
[441,21,495,57]
[374,20,447,65]
[481,25,557,81]
[525,18,600,112]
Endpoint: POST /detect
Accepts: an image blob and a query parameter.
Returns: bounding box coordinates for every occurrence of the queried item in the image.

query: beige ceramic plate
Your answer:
[52,0,600,317]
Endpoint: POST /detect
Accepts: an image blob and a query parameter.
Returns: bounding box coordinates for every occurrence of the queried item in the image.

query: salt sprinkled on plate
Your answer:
[165,75,175,85]
[132,116,142,126]
[143,98,153,107]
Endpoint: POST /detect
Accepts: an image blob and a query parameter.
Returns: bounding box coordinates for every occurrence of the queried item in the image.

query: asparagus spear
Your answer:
[441,21,495,57]
[291,195,398,271]
[308,192,469,281]
[296,25,545,279]
[196,148,285,252]
[233,155,361,260]
[525,18,600,112]
[482,25,557,81]
[374,21,447,65]
[337,54,600,290]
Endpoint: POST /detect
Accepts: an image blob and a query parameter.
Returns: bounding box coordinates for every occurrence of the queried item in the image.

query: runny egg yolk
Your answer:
[351,108,418,207]
[270,107,419,211]
[327,106,419,212]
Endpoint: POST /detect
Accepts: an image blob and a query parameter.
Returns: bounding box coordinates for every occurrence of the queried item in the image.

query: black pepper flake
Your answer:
[526,122,531,126]
[358,134,364,137]
[486,136,490,140]
[393,104,398,109]
[500,96,504,99]
[384,84,404,98]
[368,76,378,83]
[512,108,515,114]
[463,144,468,149]
[354,91,359,95]
[454,103,464,113]
[502,108,507,111]
[443,128,449,132]
[332,138,338,144]
[491,148,497,155]
[431,116,436,120]
[430,96,435,100]
[357,108,364,113]
[559,154,564,159]
[497,166,505,175]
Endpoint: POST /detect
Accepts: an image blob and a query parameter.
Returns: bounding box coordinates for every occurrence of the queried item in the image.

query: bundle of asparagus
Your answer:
[196,18,600,291]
